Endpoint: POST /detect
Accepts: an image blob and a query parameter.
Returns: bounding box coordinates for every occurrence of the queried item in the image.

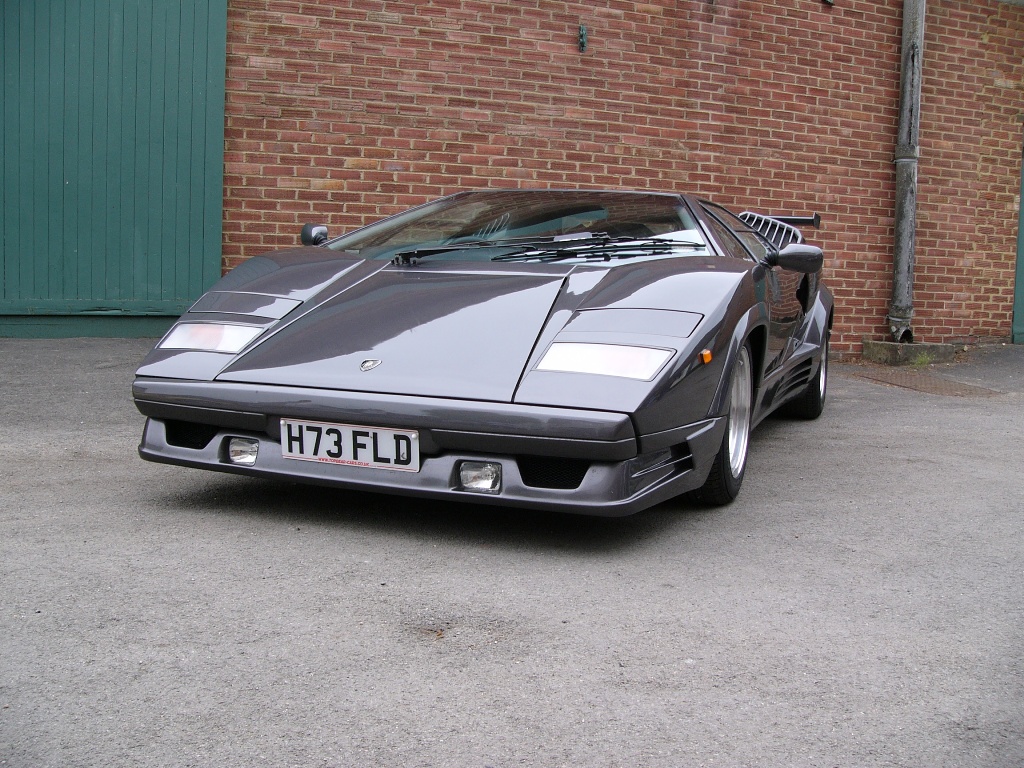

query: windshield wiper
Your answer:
[391,235,557,265]
[392,233,704,265]
[489,235,705,262]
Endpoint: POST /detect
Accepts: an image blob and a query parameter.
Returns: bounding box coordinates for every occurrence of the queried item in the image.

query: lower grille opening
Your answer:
[516,456,591,490]
[164,419,221,450]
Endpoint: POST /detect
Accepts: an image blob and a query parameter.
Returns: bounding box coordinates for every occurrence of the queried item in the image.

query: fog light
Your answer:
[227,437,259,466]
[459,461,502,493]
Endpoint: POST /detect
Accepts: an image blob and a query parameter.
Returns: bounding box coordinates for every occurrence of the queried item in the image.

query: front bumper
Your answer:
[133,378,726,516]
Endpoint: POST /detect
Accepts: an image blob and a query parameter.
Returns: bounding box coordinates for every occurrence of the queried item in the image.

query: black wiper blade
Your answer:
[391,245,468,265]
[391,235,556,265]
[489,235,705,262]
[392,234,705,265]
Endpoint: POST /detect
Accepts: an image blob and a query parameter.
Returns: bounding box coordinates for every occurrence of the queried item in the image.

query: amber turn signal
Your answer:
[699,349,713,364]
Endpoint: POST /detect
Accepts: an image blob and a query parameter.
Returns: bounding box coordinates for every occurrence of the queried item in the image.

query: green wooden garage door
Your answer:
[1,0,227,336]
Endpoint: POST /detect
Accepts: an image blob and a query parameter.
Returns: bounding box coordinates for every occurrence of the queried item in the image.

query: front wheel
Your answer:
[691,343,753,506]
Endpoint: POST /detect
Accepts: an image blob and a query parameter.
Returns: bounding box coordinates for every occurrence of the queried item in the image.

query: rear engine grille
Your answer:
[164,420,220,450]
[516,456,591,490]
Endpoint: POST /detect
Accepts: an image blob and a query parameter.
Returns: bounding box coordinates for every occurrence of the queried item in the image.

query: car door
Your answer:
[699,203,805,374]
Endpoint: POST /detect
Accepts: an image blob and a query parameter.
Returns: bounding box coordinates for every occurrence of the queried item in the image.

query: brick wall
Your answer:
[916,0,1024,346]
[223,0,1024,356]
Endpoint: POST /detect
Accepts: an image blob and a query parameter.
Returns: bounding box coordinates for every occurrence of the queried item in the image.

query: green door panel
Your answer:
[1,0,227,329]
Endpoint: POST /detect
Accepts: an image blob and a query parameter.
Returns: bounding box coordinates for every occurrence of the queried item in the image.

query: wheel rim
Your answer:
[818,341,828,401]
[727,347,752,478]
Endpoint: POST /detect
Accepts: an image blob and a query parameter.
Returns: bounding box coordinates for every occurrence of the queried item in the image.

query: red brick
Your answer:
[222,0,1024,354]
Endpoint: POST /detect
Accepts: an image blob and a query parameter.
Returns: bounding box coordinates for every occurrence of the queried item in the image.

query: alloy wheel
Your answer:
[727,346,752,478]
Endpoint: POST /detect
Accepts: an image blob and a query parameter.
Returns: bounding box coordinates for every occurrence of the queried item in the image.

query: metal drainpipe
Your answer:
[1014,132,1024,344]
[888,0,927,343]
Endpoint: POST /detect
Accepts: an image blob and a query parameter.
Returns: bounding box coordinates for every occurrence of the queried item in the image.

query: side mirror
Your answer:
[301,223,329,246]
[768,243,823,273]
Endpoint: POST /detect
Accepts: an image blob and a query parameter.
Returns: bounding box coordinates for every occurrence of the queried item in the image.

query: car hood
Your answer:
[216,263,570,401]
[146,251,750,405]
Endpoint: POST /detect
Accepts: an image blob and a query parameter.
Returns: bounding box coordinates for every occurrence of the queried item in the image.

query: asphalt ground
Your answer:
[1,338,1022,768]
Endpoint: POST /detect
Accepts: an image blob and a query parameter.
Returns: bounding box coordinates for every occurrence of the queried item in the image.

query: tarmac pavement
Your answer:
[1,338,1022,767]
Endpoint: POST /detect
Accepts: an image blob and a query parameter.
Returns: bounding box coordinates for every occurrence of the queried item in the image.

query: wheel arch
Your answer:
[708,307,768,419]
[745,323,768,394]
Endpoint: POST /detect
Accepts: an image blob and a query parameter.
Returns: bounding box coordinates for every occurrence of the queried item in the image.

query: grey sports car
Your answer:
[133,190,832,515]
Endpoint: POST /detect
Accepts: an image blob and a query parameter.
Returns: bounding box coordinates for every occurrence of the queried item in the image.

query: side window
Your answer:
[701,203,773,262]
[699,205,754,261]
[733,231,773,262]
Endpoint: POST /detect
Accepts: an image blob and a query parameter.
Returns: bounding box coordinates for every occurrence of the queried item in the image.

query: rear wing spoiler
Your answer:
[770,213,821,229]
[738,211,821,249]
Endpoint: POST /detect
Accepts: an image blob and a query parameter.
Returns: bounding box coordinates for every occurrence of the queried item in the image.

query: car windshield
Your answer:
[326,190,708,261]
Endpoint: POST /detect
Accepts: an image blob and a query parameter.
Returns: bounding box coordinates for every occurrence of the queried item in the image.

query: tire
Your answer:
[691,343,753,506]
[784,335,828,420]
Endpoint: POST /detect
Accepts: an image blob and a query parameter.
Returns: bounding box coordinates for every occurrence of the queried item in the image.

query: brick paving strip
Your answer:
[847,367,1002,398]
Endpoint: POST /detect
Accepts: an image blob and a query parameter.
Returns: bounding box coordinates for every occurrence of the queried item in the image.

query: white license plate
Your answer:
[280,418,419,472]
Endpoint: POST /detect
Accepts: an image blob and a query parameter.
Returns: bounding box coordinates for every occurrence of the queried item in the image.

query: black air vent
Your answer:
[164,420,220,450]
[517,457,591,489]
[777,358,814,400]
